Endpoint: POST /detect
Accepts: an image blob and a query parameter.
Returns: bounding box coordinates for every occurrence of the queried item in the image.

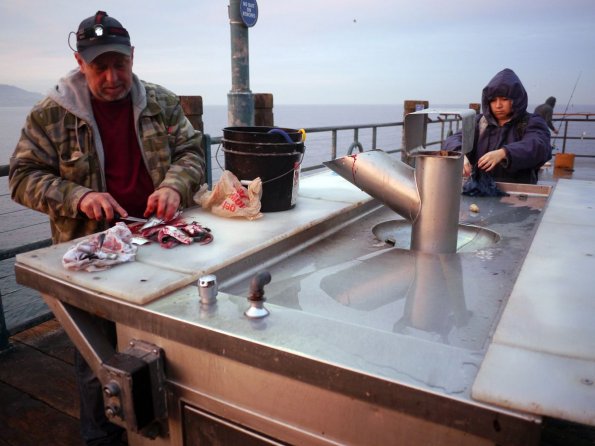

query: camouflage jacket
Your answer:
[9,69,205,244]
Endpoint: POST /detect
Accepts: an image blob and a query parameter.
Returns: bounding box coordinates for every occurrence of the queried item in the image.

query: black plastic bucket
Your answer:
[222,126,305,212]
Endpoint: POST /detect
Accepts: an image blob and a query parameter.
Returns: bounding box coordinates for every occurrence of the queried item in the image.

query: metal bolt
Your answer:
[105,405,120,418]
[103,381,120,397]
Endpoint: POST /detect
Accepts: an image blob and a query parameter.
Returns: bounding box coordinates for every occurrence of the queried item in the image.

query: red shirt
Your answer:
[91,95,155,217]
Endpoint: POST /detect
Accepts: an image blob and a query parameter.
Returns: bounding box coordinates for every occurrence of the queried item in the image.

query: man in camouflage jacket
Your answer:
[9,15,204,245]
[9,11,205,446]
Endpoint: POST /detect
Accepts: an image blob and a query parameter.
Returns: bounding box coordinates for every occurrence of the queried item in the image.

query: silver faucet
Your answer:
[244,271,271,319]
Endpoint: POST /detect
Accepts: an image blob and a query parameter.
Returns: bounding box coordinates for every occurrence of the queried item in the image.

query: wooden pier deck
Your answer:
[1,175,53,337]
[1,319,81,445]
[2,160,595,445]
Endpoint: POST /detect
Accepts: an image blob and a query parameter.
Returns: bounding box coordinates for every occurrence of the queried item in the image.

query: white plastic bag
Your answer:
[195,170,263,220]
[62,222,137,272]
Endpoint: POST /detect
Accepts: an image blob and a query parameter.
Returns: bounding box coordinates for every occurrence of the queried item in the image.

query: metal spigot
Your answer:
[198,274,218,305]
[244,271,271,319]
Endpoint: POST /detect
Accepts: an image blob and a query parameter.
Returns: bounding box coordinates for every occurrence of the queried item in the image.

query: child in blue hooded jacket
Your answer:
[444,68,551,184]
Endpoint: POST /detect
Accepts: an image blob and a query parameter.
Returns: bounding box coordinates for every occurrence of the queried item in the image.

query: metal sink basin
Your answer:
[220,185,550,352]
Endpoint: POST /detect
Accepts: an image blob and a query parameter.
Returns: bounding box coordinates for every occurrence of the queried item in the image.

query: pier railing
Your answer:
[298,112,595,162]
[3,113,595,181]
[551,113,595,153]
[204,113,595,181]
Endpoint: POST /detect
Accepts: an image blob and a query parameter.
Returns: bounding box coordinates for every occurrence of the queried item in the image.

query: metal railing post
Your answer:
[331,130,338,159]
[562,121,570,153]
[372,127,378,150]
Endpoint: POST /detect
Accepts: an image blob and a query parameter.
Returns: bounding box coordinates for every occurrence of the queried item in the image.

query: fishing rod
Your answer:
[556,72,582,134]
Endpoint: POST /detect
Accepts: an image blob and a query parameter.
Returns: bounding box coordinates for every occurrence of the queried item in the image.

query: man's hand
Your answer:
[477,148,507,172]
[145,187,181,221]
[78,192,128,221]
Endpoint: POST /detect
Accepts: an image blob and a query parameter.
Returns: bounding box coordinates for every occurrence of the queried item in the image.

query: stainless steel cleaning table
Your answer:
[14,171,595,445]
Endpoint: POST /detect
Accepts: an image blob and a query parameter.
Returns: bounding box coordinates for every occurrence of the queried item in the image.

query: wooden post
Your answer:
[401,100,429,166]
[179,96,204,133]
[254,93,274,126]
[469,103,481,114]
[179,96,210,188]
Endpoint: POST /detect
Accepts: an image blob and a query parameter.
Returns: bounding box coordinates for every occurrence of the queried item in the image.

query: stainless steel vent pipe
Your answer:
[324,109,476,255]
[410,150,463,253]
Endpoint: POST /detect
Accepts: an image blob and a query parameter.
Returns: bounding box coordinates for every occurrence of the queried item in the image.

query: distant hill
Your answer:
[0,84,44,106]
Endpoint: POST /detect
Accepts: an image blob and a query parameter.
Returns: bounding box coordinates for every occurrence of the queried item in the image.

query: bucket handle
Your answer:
[267,128,307,143]
[215,144,304,185]
[267,128,294,143]
[258,150,304,185]
[299,128,307,142]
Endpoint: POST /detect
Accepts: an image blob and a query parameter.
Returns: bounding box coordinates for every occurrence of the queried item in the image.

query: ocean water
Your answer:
[2,103,594,167]
[0,106,30,165]
[0,104,410,167]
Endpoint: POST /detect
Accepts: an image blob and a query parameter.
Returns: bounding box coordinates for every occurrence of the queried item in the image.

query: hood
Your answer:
[481,68,528,124]
[545,96,556,107]
[47,69,96,122]
[47,68,146,122]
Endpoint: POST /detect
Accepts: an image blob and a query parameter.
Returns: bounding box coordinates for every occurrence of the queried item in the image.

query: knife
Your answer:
[116,215,148,224]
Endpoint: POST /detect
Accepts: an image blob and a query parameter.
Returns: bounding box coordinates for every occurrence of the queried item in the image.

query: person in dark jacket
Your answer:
[443,68,551,184]
[534,96,558,134]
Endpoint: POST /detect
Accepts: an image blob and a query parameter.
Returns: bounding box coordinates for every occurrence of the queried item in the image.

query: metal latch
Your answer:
[102,339,168,438]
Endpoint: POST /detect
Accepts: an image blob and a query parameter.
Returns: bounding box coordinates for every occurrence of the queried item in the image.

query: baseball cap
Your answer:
[76,11,131,63]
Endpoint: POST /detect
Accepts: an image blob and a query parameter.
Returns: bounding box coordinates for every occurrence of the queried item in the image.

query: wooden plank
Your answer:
[0,177,44,217]
[0,178,21,215]
[0,176,9,195]
[0,381,81,446]
[0,193,30,214]
[0,339,79,418]
[0,177,52,258]
[1,258,53,334]
[1,286,50,334]
[1,230,52,257]
[0,257,15,278]
[1,207,49,232]
[0,223,51,256]
[11,319,74,365]
[0,257,19,290]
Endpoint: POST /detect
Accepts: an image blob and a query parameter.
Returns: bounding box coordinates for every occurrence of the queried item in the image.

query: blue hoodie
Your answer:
[444,68,551,184]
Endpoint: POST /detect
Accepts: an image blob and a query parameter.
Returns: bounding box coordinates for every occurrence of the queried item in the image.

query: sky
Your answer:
[1,0,594,108]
